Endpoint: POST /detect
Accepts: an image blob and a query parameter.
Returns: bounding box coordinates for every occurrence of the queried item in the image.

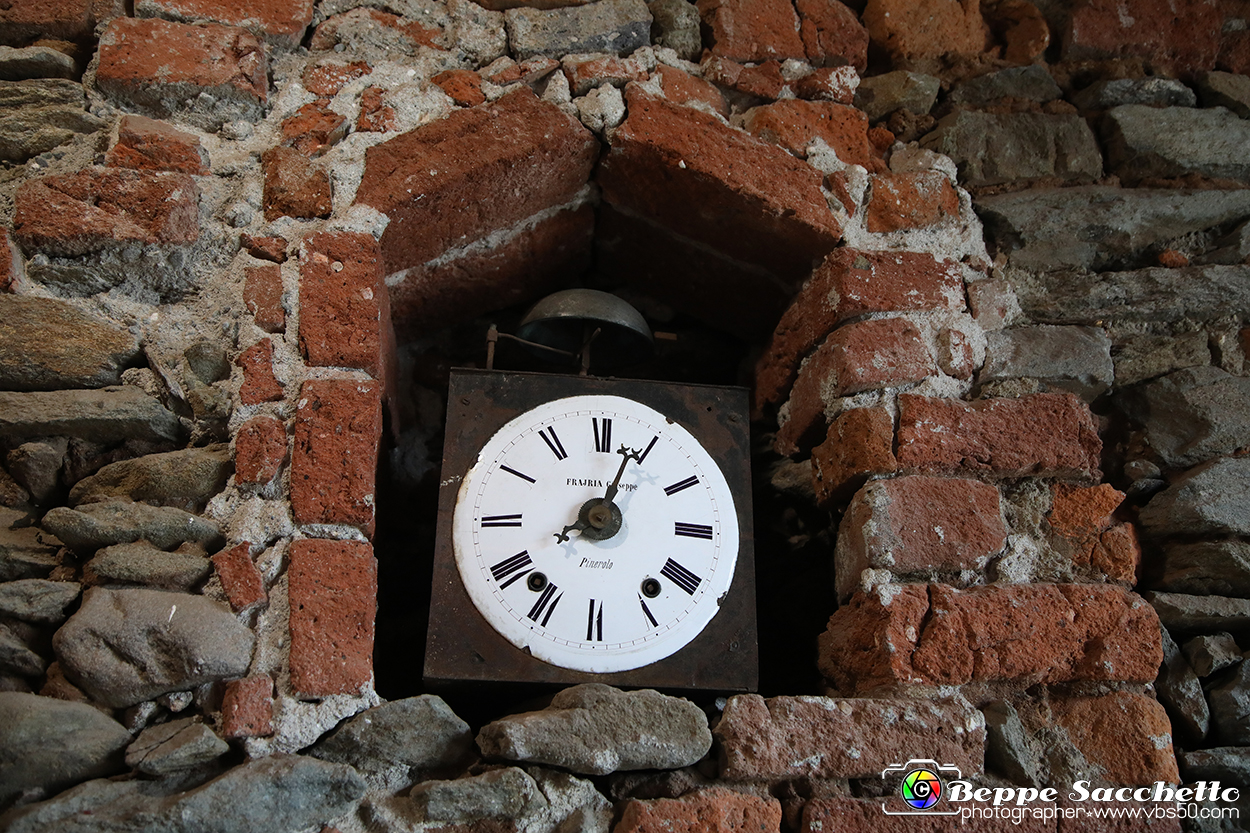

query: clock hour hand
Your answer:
[555,518,588,544]
[602,444,642,505]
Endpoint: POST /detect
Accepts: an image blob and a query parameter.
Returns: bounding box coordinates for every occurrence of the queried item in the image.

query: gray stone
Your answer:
[1156,627,1209,746]
[1071,77,1196,110]
[1010,265,1250,325]
[68,445,232,508]
[41,500,223,555]
[1156,541,1250,598]
[447,0,507,66]
[0,296,140,392]
[1112,332,1210,387]
[853,70,940,122]
[1196,219,1250,265]
[0,46,78,81]
[0,527,60,582]
[1181,747,1250,785]
[476,684,711,776]
[53,586,254,708]
[86,542,211,590]
[312,695,473,785]
[0,622,46,677]
[0,754,367,833]
[921,111,1102,187]
[948,66,1061,107]
[0,80,107,163]
[505,0,651,60]
[982,700,1040,787]
[1197,71,1250,118]
[981,325,1113,400]
[975,187,1250,273]
[1146,591,1250,635]
[1183,633,1243,678]
[412,767,546,822]
[0,692,130,808]
[183,342,229,386]
[1209,661,1250,745]
[1103,105,1250,183]
[1139,457,1250,537]
[125,718,229,775]
[0,387,182,444]
[1119,367,1250,469]
[6,440,68,505]
[0,580,80,624]
[647,0,700,60]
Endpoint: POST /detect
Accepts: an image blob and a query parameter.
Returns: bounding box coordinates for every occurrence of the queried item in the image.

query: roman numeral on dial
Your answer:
[586,599,604,641]
[481,514,522,528]
[593,418,612,453]
[490,551,532,588]
[664,475,698,496]
[638,435,658,463]
[527,583,562,625]
[674,521,713,539]
[539,427,567,461]
[500,465,535,483]
[661,558,702,595]
[639,595,659,628]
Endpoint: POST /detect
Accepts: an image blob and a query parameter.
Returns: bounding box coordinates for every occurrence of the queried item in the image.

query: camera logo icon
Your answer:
[881,759,963,815]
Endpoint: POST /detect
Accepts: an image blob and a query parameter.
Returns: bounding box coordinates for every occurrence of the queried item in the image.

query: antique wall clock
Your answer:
[424,290,758,691]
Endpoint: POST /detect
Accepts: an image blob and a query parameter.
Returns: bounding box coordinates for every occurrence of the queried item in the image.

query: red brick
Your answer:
[105,115,209,175]
[355,86,397,133]
[354,88,597,275]
[1158,248,1189,268]
[211,542,267,613]
[861,0,989,69]
[288,538,377,697]
[262,146,332,221]
[896,392,1102,480]
[986,0,1050,64]
[1092,522,1140,585]
[240,233,288,263]
[702,55,787,99]
[299,231,392,380]
[136,0,313,47]
[309,7,444,52]
[96,18,267,121]
[811,407,897,506]
[697,0,806,62]
[234,415,287,486]
[616,788,782,833]
[291,379,382,535]
[742,100,885,168]
[244,264,285,333]
[835,476,1006,600]
[777,317,934,455]
[236,338,284,406]
[482,55,560,86]
[795,0,868,69]
[793,65,860,103]
[755,249,963,411]
[655,64,728,116]
[431,69,485,106]
[303,60,371,96]
[1222,27,1250,76]
[867,124,894,153]
[1062,0,1223,78]
[1052,692,1180,786]
[0,0,94,44]
[714,694,985,780]
[818,583,1162,694]
[221,675,274,738]
[866,172,960,233]
[561,53,649,96]
[938,327,976,379]
[281,101,347,156]
[1049,483,1122,551]
[801,798,1053,832]
[13,168,199,257]
[600,86,841,280]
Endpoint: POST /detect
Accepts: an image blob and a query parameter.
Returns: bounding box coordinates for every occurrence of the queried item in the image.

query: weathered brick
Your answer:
[310,7,444,52]
[896,393,1102,480]
[865,172,960,233]
[811,407,897,506]
[482,55,559,86]
[696,0,806,63]
[430,68,485,106]
[244,264,285,333]
[281,101,347,156]
[793,65,860,103]
[221,675,274,738]
[105,115,209,175]
[1049,483,1122,556]
[240,233,287,263]
[291,380,381,535]
[355,86,397,133]
[234,415,286,486]
[0,231,18,293]
[1052,692,1180,786]
[616,788,781,833]
[835,476,1006,601]
[262,147,332,221]
[236,339,283,406]
[96,18,267,127]
[561,53,648,96]
[1091,522,1140,585]
[777,317,934,454]
[818,583,1162,694]
[861,0,988,68]
[755,249,963,412]
[210,542,266,613]
[0,0,95,44]
[355,87,597,275]
[288,538,376,697]
[654,63,727,116]
[741,100,885,167]
[701,54,787,99]
[135,0,315,49]
[795,0,867,69]
[714,693,985,780]
[13,168,199,257]
[1062,0,1223,78]
[801,798,1053,832]
[302,60,371,96]
[988,0,1051,64]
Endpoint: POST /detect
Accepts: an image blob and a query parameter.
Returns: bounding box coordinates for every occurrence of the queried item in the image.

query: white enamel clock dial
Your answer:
[451,394,739,673]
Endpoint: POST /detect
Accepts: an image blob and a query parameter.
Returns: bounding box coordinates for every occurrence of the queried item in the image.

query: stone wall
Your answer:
[0,0,1248,830]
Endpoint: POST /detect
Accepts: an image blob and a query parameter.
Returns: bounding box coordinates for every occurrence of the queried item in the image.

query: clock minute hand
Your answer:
[603,444,642,505]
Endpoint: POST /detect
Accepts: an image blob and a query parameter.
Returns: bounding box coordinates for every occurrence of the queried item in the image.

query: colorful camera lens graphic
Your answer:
[900,767,943,810]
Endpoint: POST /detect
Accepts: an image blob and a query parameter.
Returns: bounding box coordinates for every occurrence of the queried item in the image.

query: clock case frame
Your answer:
[424,368,758,692]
